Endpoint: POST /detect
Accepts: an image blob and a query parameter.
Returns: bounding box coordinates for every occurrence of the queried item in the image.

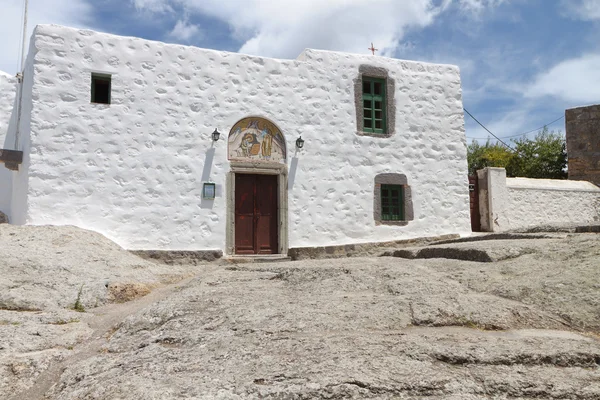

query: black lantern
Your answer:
[296,136,305,149]
[212,128,221,142]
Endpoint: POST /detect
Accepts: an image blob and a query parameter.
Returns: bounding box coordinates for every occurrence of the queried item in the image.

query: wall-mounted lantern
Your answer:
[212,128,221,142]
[296,136,305,150]
[203,182,216,200]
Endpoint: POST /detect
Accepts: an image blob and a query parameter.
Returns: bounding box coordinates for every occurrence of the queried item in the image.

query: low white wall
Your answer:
[0,71,18,218]
[480,168,600,231]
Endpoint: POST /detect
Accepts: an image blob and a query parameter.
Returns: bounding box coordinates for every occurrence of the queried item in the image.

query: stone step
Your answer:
[224,255,292,263]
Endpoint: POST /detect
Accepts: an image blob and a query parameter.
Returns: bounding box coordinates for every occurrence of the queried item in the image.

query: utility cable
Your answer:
[463,108,514,151]
[466,114,565,140]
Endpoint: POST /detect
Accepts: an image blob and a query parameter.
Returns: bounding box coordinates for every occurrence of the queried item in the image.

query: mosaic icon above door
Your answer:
[228,117,286,163]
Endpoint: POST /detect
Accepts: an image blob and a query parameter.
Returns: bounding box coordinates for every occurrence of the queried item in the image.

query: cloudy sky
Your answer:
[1,0,599,142]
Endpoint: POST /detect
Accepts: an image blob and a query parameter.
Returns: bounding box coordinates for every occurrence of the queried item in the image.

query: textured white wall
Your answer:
[483,168,600,231]
[0,71,17,216]
[20,24,471,250]
[506,178,600,230]
[10,37,36,225]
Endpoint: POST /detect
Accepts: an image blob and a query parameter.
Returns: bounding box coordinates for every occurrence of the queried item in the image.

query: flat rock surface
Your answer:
[0,225,195,311]
[384,235,568,262]
[1,227,599,399]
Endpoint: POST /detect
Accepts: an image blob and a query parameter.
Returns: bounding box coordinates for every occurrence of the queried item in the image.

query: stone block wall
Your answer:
[566,105,600,186]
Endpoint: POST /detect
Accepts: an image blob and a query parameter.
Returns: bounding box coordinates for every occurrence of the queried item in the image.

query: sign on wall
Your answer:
[228,117,286,163]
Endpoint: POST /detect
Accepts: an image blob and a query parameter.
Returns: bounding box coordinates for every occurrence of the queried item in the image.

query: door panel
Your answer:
[235,175,256,254]
[234,174,278,254]
[256,175,278,254]
[468,175,481,232]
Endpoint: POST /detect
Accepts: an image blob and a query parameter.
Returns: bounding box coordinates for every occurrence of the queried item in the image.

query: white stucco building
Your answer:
[0,24,471,255]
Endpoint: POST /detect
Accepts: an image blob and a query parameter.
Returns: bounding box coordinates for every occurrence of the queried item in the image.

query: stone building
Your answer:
[0,24,471,255]
[566,104,600,186]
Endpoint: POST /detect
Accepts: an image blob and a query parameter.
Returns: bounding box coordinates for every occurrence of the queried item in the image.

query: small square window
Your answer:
[381,184,403,221]
[91,73,111,104]
[374,174,412,225]
[203,182,216,200]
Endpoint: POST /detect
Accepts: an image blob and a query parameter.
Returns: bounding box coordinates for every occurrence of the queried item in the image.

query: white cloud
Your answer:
[0,0,92,74]
[168,18,201,42]
[525,54,600,104]
[458,0,508,14]
[132,0,504,59]
[561,0,600,21]
[133,0,173,13]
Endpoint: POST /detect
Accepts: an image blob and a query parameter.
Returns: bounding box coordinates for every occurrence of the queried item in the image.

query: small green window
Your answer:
[381,184,403,221]
[362,77,386,134]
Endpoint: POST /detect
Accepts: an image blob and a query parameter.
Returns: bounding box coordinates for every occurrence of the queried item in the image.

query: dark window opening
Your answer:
[374,82,382,95]
[91,73,111,104]
[362,81,371,94]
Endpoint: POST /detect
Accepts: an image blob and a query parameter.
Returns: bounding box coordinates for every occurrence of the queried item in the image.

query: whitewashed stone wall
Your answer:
[479,168,600,232]
[15,24,471,250]
[0,71,18,217]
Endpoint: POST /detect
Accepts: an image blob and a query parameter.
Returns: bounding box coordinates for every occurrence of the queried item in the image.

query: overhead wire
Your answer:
[465,114,565,140]
[463,107,514,150]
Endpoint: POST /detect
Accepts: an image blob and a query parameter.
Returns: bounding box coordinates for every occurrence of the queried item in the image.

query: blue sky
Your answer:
[1,0,599,142]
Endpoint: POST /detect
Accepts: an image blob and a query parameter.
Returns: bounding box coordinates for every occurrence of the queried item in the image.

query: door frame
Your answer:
[226,161,288,256]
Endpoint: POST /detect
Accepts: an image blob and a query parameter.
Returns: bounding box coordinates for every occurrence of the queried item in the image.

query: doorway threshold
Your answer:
[224,254,291,263]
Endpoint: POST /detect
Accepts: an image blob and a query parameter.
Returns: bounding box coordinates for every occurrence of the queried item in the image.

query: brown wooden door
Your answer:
[235,174,278,254]
[468,175,481,232]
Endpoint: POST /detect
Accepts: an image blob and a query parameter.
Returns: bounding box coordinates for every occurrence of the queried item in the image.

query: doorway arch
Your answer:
[225,116,289,256]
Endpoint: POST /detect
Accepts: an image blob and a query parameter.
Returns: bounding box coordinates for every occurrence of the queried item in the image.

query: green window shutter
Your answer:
[381,184,404,221]
[362,77,386,134]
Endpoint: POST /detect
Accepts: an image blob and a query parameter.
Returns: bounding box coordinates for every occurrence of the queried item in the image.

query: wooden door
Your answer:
[468,175,481,232]
[235,174,278,254]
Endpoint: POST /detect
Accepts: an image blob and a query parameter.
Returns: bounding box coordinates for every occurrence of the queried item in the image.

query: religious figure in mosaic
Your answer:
[228,117,286,163]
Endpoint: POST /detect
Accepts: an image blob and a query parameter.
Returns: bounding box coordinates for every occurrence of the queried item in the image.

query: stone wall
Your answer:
[478,167,600,232]
[566,104,600,186]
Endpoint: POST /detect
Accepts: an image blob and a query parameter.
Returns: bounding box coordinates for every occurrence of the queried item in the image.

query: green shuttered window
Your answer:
[362,77,386,134]
[381,184,404,221]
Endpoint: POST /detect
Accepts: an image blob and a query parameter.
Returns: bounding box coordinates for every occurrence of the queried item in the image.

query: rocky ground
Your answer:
[1,225,599,399]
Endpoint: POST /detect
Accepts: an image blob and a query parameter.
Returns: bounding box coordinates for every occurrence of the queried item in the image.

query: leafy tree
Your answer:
[466,140,513,175]
[507,127,567,179]
[467,127,567,179]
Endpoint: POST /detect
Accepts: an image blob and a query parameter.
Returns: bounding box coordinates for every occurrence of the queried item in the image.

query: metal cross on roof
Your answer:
[368,42,378,55]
